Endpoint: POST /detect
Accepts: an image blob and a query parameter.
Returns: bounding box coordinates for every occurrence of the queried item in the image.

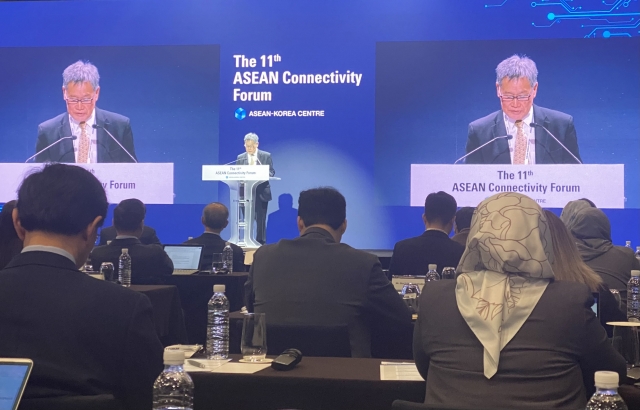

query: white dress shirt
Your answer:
[22,245,76,265]
[247,150,260,165]
[69,109,97,163]
[503,107,535,165]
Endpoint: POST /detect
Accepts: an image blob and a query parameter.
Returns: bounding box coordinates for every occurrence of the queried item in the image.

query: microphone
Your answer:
[26,135,77,163]
[92,124,137,163]
[454,135,513,164]
[529,122,582,164]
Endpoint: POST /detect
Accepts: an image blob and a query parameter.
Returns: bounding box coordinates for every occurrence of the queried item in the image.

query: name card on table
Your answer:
[410,164,625,209]
[202,165,269,182]
[0,163,174,204]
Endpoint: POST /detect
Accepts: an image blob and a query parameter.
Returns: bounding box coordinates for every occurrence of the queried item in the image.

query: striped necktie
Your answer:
[513,120,526,164]
[77,122,89,163]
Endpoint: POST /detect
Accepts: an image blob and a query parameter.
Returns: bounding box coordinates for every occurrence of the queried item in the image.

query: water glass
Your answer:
[100,262,116,283]
[609,321,640,368]
[211,253,224,274]
[241,313,268,361]
[442,267,457,280]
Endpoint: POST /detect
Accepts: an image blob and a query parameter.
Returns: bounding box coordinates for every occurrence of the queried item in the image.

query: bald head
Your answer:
[202,202,229,233]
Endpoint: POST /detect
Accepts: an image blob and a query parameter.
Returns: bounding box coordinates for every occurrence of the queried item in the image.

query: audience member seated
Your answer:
[0,200,22,269]
[0,164,163,409]
[90,199,173,283]
[451,206,474,247]
[413,192,625,410]
[545,210,625,337]
[99,224,161,246]
[559,198,596,226]
[562,204,640,291]
[245,187,411,358]
[184,202,245,272]
[389,191,464,276]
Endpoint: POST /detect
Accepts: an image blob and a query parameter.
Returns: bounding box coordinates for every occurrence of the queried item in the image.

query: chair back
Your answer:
[391,400,514,410]
[19,395,124,410]
[266,323,351,357]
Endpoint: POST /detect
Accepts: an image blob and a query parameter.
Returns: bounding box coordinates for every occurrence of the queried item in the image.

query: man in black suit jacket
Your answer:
[184,202,245,272]
[0,164,162,409]
[245,188,411,357]
[35,61,137,163]
[236,132,275,244]
[464,55,581,164]
[99,224,161,246]
[90,199,173,284]
[389,191,464,276]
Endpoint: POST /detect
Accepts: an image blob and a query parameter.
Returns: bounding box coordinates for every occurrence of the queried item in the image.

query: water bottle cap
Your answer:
[122,248,128,254]
[627,241,631,245]
[163,348,185,365]
[632,270,640,277]
[594,371,619,389]
[213,284,226,293]
[428,264,437,271]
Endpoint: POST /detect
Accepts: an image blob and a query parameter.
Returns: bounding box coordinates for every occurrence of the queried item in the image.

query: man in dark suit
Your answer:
[389,191,464,276]
[0,164,162,409]
[451,206,474,247]
[236,132,275,244]
[245,187,411,357]
[99,224,161,246]
[184,202,245,272]
[90,199,173,284]
[464,55,581,165]
[35,61,137,163]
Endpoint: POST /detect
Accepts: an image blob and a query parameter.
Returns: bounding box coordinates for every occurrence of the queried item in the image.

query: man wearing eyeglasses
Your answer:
[464,55,581,165]
[35,61,137,163]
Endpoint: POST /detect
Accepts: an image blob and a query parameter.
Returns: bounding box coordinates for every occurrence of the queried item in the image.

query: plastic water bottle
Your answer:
[585,371,628,410]
[222,242,234,274]
[627,270,640,322]
[118,248,131,287]
[426,264,440,282]
[625,241,632,249]
[207,284,229,359]
[152,349,194,410]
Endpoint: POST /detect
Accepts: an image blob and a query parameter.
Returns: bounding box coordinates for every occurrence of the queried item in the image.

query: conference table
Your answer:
[130,284,188,346]
[191,355,425,410]
[160,272,249,344]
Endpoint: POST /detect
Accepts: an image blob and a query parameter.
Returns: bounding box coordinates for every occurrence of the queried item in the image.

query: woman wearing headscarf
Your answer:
[413,193,625,409]
[562,205,640,291]
[545,210,625,336]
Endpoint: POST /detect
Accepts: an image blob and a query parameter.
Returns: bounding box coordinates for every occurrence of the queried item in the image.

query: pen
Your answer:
[187,360,207,368]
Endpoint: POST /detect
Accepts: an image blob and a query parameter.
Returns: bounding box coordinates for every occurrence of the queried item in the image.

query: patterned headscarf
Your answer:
[455,193,555,378]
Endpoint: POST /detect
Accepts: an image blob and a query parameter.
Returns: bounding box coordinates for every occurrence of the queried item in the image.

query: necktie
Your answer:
[78,122,89,163]
[513,120,526,164]
[249,155,255,165]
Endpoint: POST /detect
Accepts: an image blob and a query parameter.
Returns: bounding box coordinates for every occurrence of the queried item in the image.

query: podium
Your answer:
[202,165,277,248]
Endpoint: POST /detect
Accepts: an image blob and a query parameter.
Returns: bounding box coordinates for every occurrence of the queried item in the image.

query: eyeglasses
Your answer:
[498,93,532,102]
[65,96,94,105]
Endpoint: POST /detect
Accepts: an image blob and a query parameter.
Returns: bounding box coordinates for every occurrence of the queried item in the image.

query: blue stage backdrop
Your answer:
[0,0,638,249]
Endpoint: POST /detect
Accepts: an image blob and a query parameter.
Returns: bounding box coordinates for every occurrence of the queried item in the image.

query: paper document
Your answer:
[380,362,424,381]
[184,360,270,374]
[184,359,230,372]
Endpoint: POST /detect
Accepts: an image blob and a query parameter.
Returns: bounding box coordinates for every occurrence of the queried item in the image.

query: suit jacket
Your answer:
[90,238,173,284]
[414,280,626,410]
[236,150,275,202]
[389,230,465,276]
[0,251,163,409]
[99,225,161,246]
[245,227,412,357]
[451,228,470,247]
[184,233,246,272]
[464,105,581,164]
[35,108,137,163]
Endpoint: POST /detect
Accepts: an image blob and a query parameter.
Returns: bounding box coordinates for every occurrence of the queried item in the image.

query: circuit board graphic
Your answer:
[484,0,639,38]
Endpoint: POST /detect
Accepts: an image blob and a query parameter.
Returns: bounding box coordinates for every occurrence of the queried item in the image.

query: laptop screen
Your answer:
[591,292,600,317]
[0,360,32,410]
[164,245,203,270]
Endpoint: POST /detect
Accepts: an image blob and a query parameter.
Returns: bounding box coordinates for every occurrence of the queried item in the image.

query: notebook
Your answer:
[0,358,33,410]
[164,245,203,275]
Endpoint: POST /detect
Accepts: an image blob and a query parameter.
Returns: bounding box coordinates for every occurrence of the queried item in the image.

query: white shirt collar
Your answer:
[22,245,76,265]
[115,235,139,240]
[69,109,96,129]
[426,228,450,235]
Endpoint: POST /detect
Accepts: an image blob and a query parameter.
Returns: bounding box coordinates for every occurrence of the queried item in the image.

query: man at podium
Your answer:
[236,133,275,244]
[35,61,137,163]
[464,55,581,165]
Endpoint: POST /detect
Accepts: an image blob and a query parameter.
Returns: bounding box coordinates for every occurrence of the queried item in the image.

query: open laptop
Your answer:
[0,358,33,410]
[164,244,203,275]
